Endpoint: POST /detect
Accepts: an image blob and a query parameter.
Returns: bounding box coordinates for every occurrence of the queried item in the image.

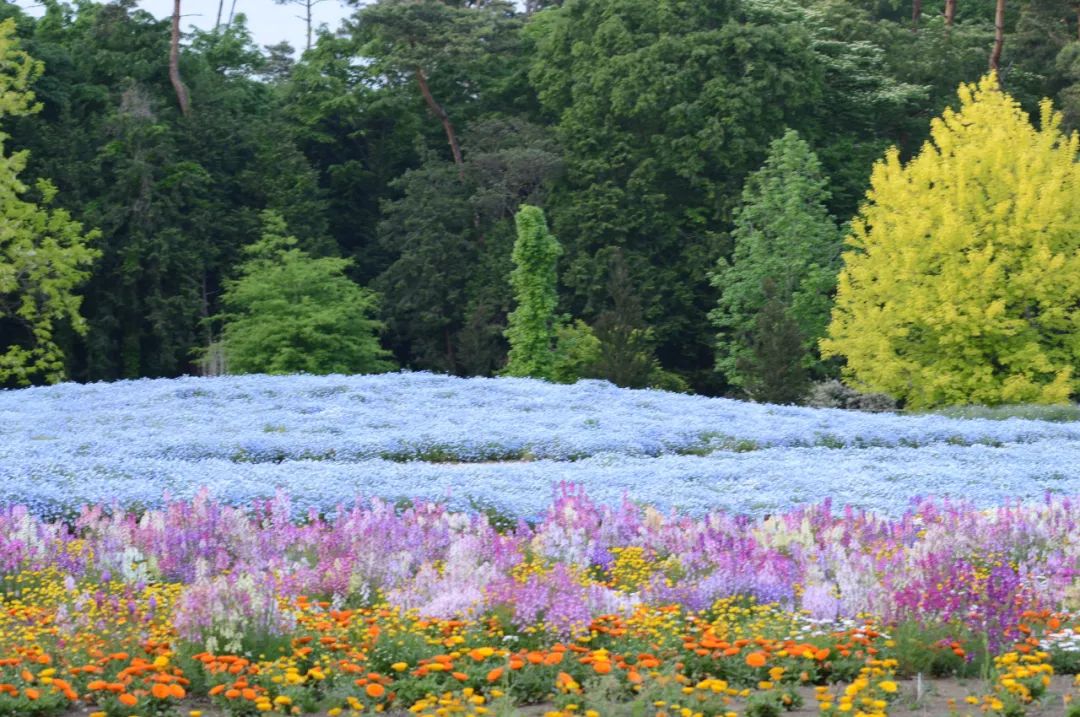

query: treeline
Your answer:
[2,0,1080,402]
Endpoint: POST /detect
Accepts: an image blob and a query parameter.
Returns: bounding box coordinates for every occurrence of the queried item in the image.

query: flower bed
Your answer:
[0,489,1077,715]
[2,374,1080,518]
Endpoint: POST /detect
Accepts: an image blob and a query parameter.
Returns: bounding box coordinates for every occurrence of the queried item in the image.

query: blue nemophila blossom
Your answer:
[0,371,1071,518]
[2,373,1078,461]
[0,372,1077,517]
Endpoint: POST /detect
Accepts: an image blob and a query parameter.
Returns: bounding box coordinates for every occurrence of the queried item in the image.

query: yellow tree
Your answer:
[822,74,1080,408]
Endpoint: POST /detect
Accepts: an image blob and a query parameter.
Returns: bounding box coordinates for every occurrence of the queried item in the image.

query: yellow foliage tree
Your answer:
[822,74,1080,408]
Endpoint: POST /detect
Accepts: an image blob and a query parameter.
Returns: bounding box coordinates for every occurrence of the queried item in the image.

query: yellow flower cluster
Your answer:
[815,659,898,716]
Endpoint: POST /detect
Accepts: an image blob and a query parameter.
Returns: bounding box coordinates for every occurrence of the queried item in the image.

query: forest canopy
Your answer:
[0,0,1078,407]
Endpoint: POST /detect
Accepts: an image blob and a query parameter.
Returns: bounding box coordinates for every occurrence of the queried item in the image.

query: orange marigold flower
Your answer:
[746,651,768,668]
[486,668,504,682]
[365,683,385,699]
[24,688,40,701]
[119,693,138,707]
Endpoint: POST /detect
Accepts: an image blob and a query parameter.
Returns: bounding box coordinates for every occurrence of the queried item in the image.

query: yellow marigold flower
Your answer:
[878,680,897,693]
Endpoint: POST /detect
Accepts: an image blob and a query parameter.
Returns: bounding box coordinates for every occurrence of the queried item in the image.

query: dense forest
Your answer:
[2,0,1080,401]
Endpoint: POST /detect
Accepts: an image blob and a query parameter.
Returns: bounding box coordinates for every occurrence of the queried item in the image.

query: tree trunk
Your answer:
[912,0,922,29]
[414,66,464,167]
[990,0,1005,71]
[227,0,239,27]
[169,0,191,116]
[945,0,956,27]
[306,0,313,51]
[215,0,225,29]
[444,327,456,372]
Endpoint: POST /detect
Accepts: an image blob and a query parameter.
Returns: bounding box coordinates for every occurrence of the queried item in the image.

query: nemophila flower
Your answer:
[3,373,1080,518]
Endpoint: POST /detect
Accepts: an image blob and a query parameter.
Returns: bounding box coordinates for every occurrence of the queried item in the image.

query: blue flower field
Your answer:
[2,372,1077,518]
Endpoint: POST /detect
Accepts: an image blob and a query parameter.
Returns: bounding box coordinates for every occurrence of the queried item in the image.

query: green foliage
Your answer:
[0,18,98,387]
[503,205,561,379]
[734,280,811,405]
[591,249,681,391]
[1,0,1078,393]
[823,75,1080,408]
[918,403,1080,423]
[8,6,327,380]
[550,318,601,384]
[217,211,393,375]
[527,0,825,387]
[374,121,562,375]
[709,129,841,394]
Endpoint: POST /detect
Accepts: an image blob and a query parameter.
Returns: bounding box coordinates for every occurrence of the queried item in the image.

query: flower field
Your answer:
[1,374,1080,716]
[2,373,1080,517]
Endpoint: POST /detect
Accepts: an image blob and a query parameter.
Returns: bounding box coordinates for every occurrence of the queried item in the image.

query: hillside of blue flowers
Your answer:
[4,372,1078,519]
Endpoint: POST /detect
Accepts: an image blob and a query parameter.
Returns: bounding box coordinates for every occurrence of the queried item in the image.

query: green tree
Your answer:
[351,0,522,167]
[822,74,1080,407]
[502,205,561,378]
[709,129,841,393]
[591,249,680,390]
[735,279,810,405]
[527,0,862,390]
[9,6,328,380]
[217,211,393,375]
[0,18,98,386]
[375,120,562,375]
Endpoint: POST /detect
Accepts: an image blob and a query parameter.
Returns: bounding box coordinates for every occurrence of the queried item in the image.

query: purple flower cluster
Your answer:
[0,485,1075,643]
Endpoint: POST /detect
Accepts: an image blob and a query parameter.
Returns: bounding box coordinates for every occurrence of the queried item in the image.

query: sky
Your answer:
[13,0,355,54]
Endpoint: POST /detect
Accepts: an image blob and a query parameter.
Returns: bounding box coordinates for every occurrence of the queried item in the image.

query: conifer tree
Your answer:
[822,74,1080,407]
[0,19,99,386]
[217,211,393,375]
[736,279,811,405]
[709,130,840,393]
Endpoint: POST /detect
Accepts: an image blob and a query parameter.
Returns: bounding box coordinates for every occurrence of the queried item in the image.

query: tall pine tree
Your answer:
[709,129,840,395]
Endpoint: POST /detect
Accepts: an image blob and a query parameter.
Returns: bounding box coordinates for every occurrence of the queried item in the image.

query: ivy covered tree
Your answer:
[217,211,393,375]
[709,129,841,395]
[502,205,561,378]
[822,74,1080,408]
[0,19,98,387]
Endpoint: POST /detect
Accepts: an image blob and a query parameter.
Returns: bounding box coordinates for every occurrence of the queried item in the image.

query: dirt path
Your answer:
[53,675,1077,716]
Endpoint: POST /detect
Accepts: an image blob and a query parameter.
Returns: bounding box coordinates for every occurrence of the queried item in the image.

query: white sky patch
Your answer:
[12,0,355,55]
